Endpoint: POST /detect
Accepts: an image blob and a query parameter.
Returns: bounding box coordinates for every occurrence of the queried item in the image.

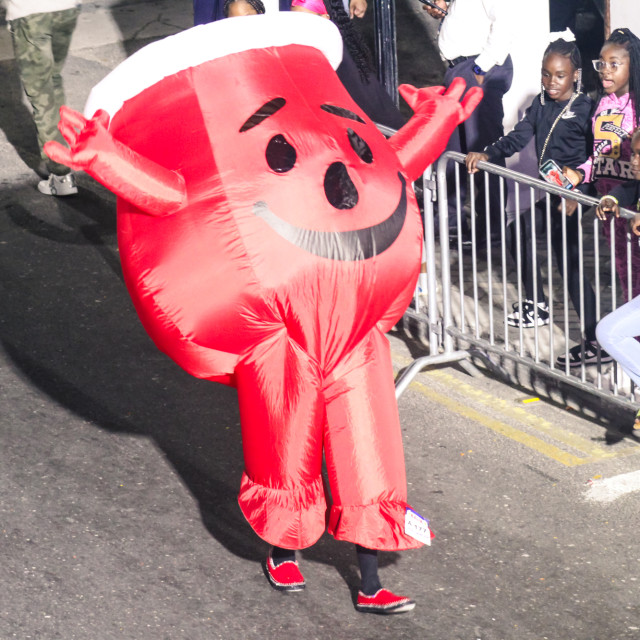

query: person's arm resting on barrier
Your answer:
[595,182,637,221]
[465,152,489,173]
[466,98,538,173]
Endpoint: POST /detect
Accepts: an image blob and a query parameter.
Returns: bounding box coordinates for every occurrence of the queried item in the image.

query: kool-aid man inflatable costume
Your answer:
[46,14,481,551]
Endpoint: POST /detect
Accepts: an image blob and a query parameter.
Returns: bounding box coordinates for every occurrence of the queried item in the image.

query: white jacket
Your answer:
[4,0,80,21]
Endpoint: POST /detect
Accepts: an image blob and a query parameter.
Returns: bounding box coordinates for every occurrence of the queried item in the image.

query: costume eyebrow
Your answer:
[321,104,365,123]
[239,97,287,132]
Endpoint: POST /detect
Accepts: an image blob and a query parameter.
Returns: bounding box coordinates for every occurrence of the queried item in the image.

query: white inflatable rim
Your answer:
[84,13,344,120]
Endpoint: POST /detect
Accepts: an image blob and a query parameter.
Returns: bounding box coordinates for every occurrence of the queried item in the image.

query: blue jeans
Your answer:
[596,295,640,387]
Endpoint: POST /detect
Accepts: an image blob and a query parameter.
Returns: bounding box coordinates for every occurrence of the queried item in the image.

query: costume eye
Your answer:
[321,104,365,123]
[266,134,296,173]
[240,97,286,132]
[347,128,373,164]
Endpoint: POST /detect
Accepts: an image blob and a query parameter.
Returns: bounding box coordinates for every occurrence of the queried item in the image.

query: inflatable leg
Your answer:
[235,330,328,549]
[324,329,422,550]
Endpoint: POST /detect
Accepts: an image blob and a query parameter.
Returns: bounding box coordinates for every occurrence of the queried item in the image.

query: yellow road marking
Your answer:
[394,357,640,466]
[407,378,586,466]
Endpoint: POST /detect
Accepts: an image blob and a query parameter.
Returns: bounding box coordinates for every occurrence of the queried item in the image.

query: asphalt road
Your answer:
[1,2,639,639]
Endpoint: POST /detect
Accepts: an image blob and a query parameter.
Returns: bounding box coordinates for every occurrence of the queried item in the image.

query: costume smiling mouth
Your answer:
[253,172,407,261]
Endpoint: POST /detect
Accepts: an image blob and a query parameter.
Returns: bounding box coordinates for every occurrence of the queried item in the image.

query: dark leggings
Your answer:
[271,544,381,595]
[509,200,597,341]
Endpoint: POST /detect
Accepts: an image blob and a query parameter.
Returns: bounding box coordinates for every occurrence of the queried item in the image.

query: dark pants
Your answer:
[444,55,513,234]
[603,216,640,302]
[336,50,407,131]
[509,200,598,341]
[549,0,579,31]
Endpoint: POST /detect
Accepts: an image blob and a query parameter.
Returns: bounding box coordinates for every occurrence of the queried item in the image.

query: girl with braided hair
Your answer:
[291,0,406,130]
[563,28,640,367]
[223,0,266,16]
[466,39,594,334]
[196,0,273,24]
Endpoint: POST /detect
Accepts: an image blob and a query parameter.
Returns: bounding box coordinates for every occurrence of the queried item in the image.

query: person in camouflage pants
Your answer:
[7,3,80,194]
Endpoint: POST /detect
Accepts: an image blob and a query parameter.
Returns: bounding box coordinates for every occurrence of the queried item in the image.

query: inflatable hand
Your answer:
[399,79,482,128]
[45,106,113,171]
[390,77,483,181]
[44,106,186,216]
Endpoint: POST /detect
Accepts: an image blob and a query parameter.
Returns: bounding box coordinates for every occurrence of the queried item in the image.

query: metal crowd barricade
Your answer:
[397,151,639,413]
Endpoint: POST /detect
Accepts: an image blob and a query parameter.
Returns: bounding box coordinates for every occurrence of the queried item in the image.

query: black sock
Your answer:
[271,546,296,566]
[356,544,382,595]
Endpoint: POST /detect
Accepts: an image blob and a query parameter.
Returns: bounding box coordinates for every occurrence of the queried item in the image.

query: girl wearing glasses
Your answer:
[562,28,640,367]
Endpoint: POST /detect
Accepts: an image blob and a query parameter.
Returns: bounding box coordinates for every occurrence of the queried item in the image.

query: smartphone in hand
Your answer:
[417,0,448,16]
[539,159,574,190]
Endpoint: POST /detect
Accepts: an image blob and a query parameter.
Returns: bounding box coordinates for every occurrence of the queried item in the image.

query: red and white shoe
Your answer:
[355,588,415,614]
[264,551,306,592]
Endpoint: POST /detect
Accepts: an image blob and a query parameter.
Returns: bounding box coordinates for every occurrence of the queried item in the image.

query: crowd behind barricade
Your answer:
[421,1,640,435]
[189,0,640,427]
[4,0,639,439]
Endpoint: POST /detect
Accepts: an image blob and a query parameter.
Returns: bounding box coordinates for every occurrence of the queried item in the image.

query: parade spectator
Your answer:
[4,0,80,196]
[195,0,365,23]
[291,0,406,129]
[223,0,265,17]
[595,126,640,429]
[548,0,579,32]
[563,28,640,366]
[422,0,514,245]
[195,0,286,23]
[465,39,595,335]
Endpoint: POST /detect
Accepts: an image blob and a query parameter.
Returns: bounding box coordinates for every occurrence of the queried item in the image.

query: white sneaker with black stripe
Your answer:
[37,173,78,196]
[507,300,550,328]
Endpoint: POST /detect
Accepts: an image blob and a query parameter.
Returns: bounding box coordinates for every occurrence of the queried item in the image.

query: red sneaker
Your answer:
[355,588,416,614]
[264,552,306,592]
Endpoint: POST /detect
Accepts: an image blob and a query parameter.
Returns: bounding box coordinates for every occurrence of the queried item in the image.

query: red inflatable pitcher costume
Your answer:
[46,13,481,552]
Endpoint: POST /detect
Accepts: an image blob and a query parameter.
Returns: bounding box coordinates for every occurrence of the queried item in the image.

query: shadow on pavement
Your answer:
[0,180,404,585]
[0,182,260,561]
[0,59,43,175]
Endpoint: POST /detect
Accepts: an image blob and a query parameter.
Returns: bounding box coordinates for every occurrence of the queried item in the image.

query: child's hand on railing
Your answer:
[465,152,488,174]
[596,195,620,221]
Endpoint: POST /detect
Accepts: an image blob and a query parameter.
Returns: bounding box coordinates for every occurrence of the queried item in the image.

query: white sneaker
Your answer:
[38,173,78,196]
[507,300,550,328]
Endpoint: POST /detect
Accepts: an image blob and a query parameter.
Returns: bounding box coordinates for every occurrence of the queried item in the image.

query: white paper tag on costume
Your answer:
[405,508,432,546]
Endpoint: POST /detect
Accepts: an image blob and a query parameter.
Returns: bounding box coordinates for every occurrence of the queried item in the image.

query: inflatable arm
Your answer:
[44,107,187,216]
[389,78,483,182]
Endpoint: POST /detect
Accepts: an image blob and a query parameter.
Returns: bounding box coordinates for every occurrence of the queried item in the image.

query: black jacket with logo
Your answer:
[484,92,593,169]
